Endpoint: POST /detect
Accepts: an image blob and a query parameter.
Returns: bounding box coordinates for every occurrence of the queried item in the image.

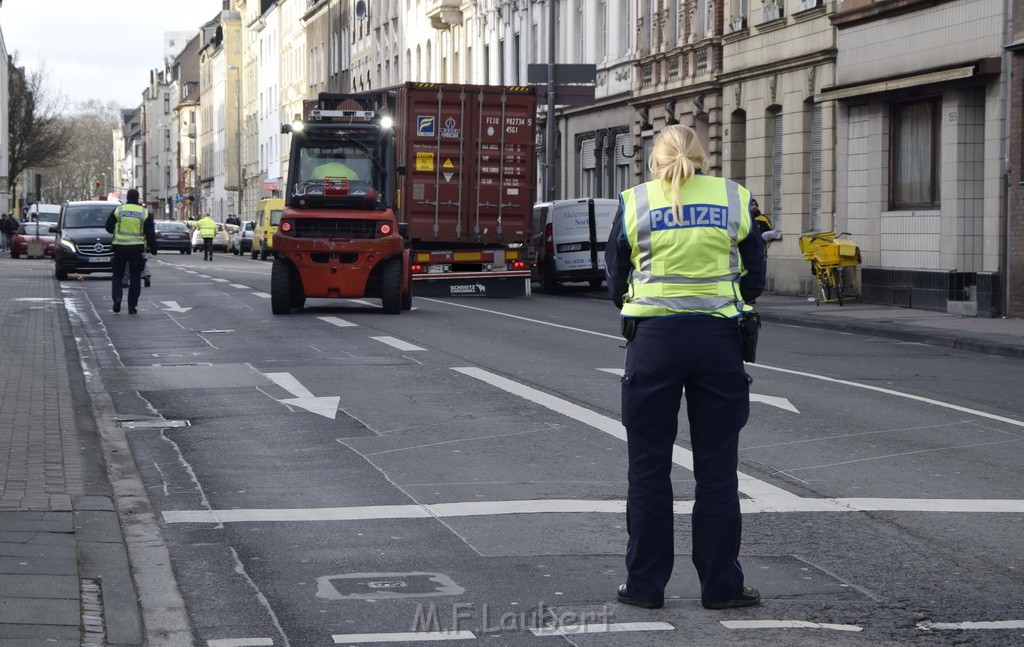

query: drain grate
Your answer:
[81,578,105,647]
[117,419,191,429]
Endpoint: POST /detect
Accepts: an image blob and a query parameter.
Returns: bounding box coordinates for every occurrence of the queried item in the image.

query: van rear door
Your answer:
[550,199,596,274]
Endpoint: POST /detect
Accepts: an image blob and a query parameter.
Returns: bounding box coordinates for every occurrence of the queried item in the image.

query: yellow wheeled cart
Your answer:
[798,231,861,305]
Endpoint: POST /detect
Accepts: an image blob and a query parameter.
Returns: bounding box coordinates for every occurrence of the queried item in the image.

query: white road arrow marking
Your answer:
[263,372,340,419]
[598,369,798,413]
[161,301,193,313]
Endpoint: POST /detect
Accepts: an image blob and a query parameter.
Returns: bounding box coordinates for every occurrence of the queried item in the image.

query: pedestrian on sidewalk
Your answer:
[196,213,218,261]
[105,188,157,314]
[0,213,16,252]
[605,124,766,611]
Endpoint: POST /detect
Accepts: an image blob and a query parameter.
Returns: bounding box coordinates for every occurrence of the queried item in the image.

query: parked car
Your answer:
[191,223,230,252]
[229,220,255,255]
[154,220,193,254]
[12,221,58,259]
[52,201,120,279]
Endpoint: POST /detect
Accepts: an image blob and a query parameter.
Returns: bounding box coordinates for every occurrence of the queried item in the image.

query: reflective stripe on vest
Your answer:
[621,176,751,319]
[198,218,218,237]
[112,204,147,246]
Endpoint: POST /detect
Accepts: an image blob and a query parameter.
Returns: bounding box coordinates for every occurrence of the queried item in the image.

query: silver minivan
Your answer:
[532,198,618,293]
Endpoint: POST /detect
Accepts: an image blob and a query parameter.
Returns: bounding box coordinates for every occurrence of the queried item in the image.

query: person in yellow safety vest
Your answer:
[196,213,219,261]
[311,160,358,181]
[604,125,766,612]
[104,188,157,315]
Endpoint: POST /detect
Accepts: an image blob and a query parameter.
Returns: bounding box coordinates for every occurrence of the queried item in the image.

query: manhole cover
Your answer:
[316,572,464,600]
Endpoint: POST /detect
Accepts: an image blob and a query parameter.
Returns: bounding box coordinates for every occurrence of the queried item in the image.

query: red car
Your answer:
[11,221,58,258]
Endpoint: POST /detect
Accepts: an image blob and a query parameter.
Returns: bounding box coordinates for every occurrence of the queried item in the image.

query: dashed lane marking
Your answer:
[418,297,621,340]
[252,292,270,299]
[721,620,863,632]
[207,639,275,647]
[319,316,358,327]
[918,620,1024,630]
[331,630,475,643]
[230,283,249,289]
[213,278,229,283]
[372,336,426,352]
[530,621,674,636]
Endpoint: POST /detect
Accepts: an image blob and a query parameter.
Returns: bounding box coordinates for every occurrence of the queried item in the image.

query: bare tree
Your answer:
[6,55,74,202]
[61,100,122,201]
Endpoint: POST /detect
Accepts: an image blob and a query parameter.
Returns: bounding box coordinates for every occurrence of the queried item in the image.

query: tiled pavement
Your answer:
[0,257,142,647]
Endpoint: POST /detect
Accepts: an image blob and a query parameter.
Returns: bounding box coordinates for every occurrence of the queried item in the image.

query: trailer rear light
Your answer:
[411,264,426,273]
[545,223,553,254]
[379,223,392,236]
[511,260,527,270]
[280,220,293,233]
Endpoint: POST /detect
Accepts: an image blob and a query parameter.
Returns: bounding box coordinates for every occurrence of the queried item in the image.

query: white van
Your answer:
[26,203,61,222]
[532,198,617,292]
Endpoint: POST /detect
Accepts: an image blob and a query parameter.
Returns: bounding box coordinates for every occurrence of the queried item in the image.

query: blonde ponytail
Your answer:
[648,125,709,218]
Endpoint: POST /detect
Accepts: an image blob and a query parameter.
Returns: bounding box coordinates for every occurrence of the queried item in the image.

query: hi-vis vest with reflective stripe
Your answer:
[112,204,147,246]
[621,175,753,319]
[197,217,218,237]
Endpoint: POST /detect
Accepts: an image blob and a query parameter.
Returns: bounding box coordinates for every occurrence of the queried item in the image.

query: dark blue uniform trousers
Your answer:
[111,244,146,309]
[621,314,749,606]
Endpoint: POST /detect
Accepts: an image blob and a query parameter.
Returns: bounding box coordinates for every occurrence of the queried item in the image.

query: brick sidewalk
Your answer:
[0,257,142,646]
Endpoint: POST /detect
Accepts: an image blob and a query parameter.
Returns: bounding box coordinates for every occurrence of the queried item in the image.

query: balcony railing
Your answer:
[425,0,463,30]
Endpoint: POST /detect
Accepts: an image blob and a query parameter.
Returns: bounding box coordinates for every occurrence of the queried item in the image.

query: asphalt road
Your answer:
[62,251,1024,647]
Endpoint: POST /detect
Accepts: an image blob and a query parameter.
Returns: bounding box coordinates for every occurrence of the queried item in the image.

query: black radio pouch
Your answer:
[621,317,639,343]
[738,311,761,363]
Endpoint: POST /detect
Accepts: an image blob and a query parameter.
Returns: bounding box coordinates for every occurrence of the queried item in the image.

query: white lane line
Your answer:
[319,316,358,328]
[373,336,426,352]
[918,620,1024,630]
[452,366,806,505]
[755,363,1024,428]
[197,274,211,278]
[597,368,799,413]
[530,621,674,636]
[722,620,862,632]
[162,495,1024,524]
[207,639,275,647]
[253,292,271,298]
[212,278,229,282]
[230,283,249,289]
[419,297,621,340]
[332,630,475,643]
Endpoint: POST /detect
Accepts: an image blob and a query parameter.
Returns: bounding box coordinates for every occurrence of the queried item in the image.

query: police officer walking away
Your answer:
[605,125,766,610]
[105,188,157,314]
[196,213,218,261]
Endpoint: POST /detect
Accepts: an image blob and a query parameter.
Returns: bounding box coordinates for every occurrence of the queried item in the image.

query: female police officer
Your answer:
[605,124,766,610]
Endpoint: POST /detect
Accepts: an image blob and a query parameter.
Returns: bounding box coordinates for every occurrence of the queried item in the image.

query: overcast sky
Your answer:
[1,0,223,110]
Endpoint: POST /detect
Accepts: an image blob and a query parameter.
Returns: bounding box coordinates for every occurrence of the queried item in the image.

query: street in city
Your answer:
[2,252,1023,646]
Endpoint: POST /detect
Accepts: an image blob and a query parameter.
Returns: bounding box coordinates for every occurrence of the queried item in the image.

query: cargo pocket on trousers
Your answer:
[620,369,636,428]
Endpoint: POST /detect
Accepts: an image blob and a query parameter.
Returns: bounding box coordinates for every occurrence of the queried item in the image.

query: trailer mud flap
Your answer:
[412,275,531,297]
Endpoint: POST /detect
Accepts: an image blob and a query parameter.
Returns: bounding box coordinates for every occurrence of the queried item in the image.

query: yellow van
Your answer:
[252,197,284,260]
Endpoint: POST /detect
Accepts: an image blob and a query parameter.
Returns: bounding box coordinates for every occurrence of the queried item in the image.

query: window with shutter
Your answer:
[771,111,783,220]
[810,104,822,231]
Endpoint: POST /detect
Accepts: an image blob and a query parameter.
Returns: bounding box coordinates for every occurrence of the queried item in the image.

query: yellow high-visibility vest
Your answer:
[620,175,753,319]
[112,204,147,246]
